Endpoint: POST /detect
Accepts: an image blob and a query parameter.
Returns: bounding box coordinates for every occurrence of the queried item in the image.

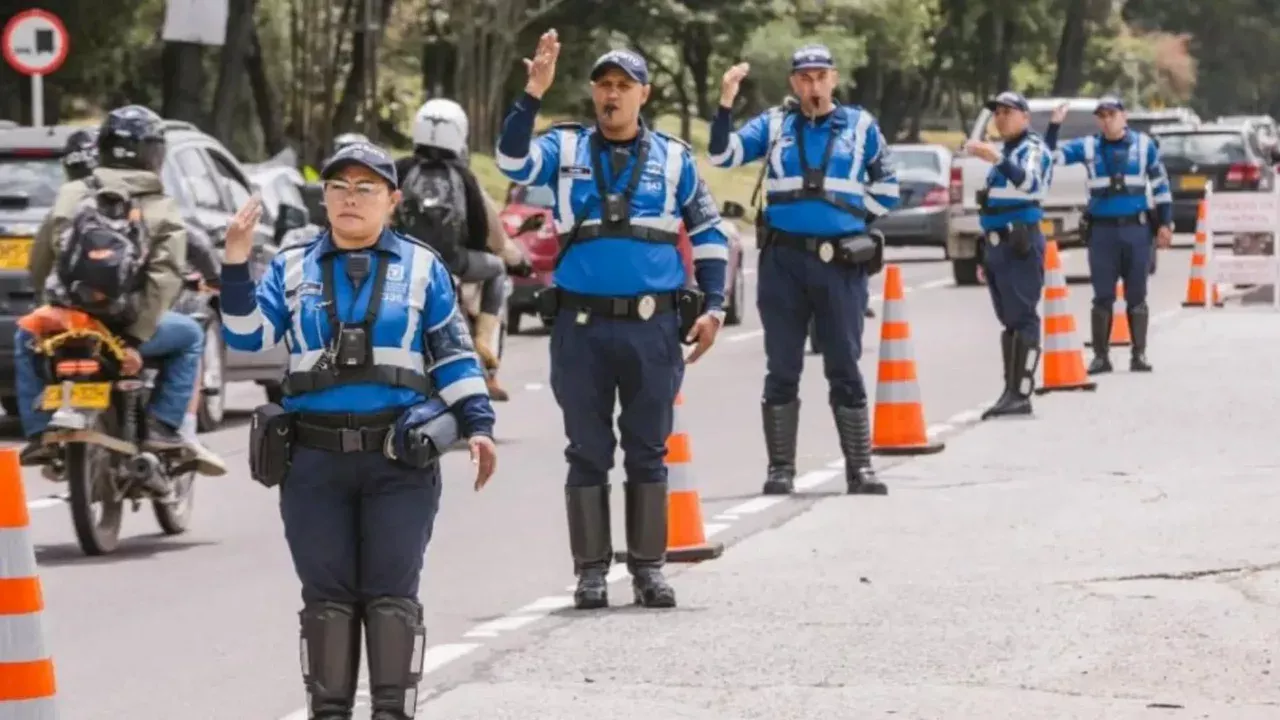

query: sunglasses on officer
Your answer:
[322,178,390,201]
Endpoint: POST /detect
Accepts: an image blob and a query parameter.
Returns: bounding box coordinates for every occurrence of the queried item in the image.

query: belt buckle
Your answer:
[338,428,362,453]
[817,240,835,263]
[987,231,1001,246]
[636,294,656,320]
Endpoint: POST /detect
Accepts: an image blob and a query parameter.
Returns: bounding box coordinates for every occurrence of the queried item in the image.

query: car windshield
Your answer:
[0,155,63,208]
[980,109,1098,143]
[892,149,941,175]
[516,185,555,209]
[1154,132,1247,164]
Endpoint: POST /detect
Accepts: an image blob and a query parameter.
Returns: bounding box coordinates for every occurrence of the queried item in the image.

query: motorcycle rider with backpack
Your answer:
[17,105,226,479]
[394,98,533,401]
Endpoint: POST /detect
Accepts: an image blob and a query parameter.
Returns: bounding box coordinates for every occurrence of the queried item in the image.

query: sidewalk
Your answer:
[424,309,1280,719]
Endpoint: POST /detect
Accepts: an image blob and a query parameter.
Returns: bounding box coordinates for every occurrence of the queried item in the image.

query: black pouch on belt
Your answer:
[249,403,295,488]
[836,233,880,267]
[535,287,559,320]
[676,288,705,345]
[1007,223,1033,259]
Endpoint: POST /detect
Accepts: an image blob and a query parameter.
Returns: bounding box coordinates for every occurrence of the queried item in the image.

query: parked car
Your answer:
[1127,108,1201,135]
[246,163,322,248]
[499,182,748,331]
[876,143,951,250]
[0,121,304,429]
[1150,121,1276,233]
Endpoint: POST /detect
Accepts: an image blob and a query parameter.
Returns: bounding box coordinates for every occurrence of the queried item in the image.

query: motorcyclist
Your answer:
[394,98,532,401]
[17,105,226,480]
[61,128,98,181]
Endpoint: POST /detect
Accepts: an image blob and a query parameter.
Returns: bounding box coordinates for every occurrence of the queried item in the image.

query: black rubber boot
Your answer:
[1087,307,1114,375]
[985,334,1037,418]
[761,400,800,495]
[565,485,611,609]
[833,404,887,495]
[624,481,676,608]
[981,331,1016,420]
[299,602,361,720]
[1129,304,1153,372]
[365,597,427,720]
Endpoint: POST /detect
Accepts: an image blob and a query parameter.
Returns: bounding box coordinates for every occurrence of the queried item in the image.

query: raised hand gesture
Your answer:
[720,63,750,108]
[523,30,561,99]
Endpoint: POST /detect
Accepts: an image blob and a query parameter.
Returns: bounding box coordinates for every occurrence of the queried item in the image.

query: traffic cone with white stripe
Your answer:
[1182,199,1223,307]
[1037,241,1097,394]
[872,264,944,455]
[0,448,58,717]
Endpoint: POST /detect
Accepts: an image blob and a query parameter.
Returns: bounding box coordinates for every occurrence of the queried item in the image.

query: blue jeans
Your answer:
[15,311,204,438]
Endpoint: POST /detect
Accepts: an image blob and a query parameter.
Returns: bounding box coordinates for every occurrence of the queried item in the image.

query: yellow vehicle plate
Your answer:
[1180,174,1207,191]
[1039,219,1061,237]
[41,382,112,410]
[0,238,33,271]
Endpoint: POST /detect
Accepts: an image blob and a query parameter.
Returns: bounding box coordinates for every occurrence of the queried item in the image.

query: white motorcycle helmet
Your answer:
[412,99,469,158]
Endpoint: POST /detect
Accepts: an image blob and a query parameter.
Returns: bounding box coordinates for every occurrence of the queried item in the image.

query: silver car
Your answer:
[875,143,952,250]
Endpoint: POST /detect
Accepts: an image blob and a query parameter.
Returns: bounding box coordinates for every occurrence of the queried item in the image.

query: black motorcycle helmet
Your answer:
[333,132,370,154]
[97,105,166,172]
[61,128,98,181]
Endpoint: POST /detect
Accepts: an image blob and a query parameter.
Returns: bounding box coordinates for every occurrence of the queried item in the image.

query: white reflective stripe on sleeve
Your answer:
[767,111,784,179]
[868,181,899,198]
[662,142,683,216]
[708,133,743,167]
[399,247,433,354]
[557,130,579,228]
[1083,136,1096,178]
[427,352,481,373]
[282,250,307,351]
[1153,192,1172,203]
[864,196,889,216]
[848,111,871,181]
[765,176,865,194]
[1017,144,1041,190]
[222,306,276,345]
[692,243,729,261]
[496,144,542,177]
[440,375,489,404]
[427,306,460,334]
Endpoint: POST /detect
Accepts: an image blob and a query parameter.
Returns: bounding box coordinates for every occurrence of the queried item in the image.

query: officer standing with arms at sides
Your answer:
[496,30,729,610]
[1045,96,1172,374]
[958,92,1054,419]
[707,45,899,497]
[219,142,498,720]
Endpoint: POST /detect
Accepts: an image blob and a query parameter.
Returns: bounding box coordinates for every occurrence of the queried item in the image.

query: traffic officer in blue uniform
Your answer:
[497,30,729,611]
[707,45,898,497]
[961,91,1054,419]
[219,142,498,720]
[1046,96,1172,374]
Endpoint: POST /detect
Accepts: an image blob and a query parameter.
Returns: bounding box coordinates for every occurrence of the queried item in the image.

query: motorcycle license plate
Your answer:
[41,382,111,410]
[0,237,33,271]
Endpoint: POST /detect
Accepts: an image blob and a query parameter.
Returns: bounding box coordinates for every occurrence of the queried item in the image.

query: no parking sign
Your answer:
[3,9,70,127]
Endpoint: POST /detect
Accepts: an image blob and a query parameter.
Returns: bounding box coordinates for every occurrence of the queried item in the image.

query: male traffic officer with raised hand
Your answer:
[1046,96,1172,374]
[707,45,898,497]
[496,30,729,610]
[961,91,1054,420]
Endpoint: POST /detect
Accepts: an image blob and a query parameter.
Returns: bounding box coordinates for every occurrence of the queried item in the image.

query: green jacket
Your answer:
[32,168,187,344]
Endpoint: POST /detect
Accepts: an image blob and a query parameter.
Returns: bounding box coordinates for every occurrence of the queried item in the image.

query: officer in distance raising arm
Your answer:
[960,92,1055,420]
[497,30,730,611]
[219,142,498,720]
[1047,96,1172,375]
[707,44,898,497]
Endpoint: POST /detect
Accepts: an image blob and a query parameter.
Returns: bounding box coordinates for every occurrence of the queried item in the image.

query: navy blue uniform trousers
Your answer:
[549,309,684,487]
[280,447,442,604]
[1088,223,1152,309]
[983,230,1046,344]
[758,244,870,407]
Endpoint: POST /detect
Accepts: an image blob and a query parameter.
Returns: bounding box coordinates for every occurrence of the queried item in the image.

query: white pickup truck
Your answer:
[946,97,1102,285]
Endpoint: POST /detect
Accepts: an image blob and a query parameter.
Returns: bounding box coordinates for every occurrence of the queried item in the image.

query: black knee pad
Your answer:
[299,601,361,704]
[364,596,427,714]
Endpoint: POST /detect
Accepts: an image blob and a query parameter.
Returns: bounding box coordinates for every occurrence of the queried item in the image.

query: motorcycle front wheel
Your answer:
[65,442,124,556]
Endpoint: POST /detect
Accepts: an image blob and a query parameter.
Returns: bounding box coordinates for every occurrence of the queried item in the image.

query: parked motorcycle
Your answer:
[27,290,202,556]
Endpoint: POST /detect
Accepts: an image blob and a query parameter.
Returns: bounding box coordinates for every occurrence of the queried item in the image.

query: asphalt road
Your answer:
[8,234,1202,719]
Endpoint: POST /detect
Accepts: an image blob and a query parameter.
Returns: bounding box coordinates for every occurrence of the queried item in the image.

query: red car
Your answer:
[500,182,747,333]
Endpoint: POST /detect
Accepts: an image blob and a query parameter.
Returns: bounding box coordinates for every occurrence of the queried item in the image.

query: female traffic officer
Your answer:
[218,141,498,720]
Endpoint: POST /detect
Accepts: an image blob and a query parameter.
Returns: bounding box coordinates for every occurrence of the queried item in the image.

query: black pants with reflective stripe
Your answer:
[280,447,442,603]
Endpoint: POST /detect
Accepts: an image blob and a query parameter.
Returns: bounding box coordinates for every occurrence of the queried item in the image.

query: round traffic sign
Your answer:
[3,9,69,76]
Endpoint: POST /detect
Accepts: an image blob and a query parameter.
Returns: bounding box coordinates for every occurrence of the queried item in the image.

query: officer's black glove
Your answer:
[386,398,460,468]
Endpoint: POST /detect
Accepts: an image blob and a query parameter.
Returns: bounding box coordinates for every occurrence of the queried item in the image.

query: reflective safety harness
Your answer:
[280,252,433,397]
[554,129,679,268]
[765,112,868,219]
[979,136,1042,217]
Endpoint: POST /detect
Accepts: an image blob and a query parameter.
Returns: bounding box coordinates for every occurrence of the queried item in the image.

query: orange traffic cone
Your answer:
[1085,281,1132,348]
[0,449,58,715]
[1037,241,1097,394]
[871,264,944,456]
[1182,199,1223,307]
[615,392,723,564]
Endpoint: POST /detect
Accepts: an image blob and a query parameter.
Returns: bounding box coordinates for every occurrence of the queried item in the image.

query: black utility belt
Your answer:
[541,288,679,321]
[292,408,403,453]
[761,228,879,267]
[1087,213,1146,227]
[978,202,1041,217]
[985,222,1037,246]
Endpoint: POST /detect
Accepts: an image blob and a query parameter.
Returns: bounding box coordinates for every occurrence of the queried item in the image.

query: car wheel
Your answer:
[725,266,746,326]
[196,318,226,432]
[952,257,980,286]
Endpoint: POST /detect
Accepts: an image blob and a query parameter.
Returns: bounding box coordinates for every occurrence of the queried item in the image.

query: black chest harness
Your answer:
[280,251,433,397]
[554,130,681,268]
[764,114,867,220]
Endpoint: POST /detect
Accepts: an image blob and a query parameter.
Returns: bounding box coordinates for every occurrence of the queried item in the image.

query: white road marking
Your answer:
[25,496,65,511]
[722,496,783,515]
[524,382,545,390]
[727,329,764,342]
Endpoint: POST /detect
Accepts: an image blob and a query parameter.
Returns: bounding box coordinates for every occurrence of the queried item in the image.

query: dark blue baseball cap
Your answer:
[590,49,650,84]
[792,44,835,72]
[1094,95,1125,114]
[320,141,398,189]
[985,91,1029,112]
